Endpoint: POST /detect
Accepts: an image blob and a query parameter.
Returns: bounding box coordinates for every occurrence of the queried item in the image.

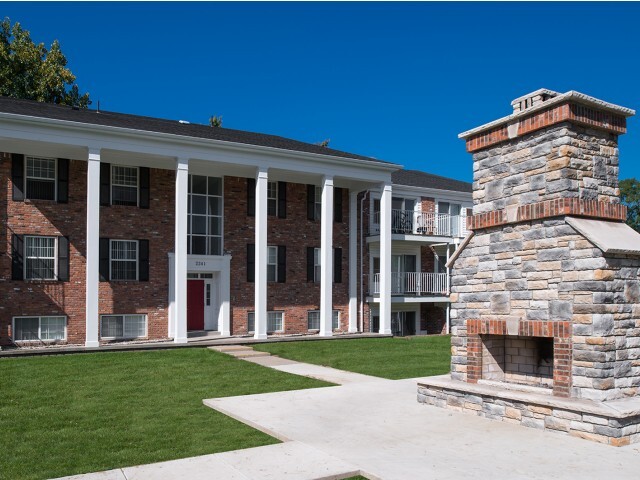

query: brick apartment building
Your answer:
[0,97,470,347]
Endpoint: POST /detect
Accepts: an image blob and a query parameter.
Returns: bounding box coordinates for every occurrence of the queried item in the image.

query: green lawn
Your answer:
[0,348,330,480]
[254,335,451,380]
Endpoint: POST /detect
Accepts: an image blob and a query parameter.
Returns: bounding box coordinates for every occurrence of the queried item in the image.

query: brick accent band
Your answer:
[467,198,628,231]
[466,102,627,153]
[467,319,572,397]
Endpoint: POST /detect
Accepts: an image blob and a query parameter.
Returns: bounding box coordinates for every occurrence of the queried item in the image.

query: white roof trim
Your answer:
[566,217,640,256]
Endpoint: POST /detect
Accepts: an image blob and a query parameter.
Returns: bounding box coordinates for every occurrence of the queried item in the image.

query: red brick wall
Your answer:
[224,177,351,335]
[98,168,174,341]
[1,155,88,345]
[421,304,446,334]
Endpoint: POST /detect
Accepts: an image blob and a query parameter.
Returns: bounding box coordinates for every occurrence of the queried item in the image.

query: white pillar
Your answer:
[174,157,189,343]
[379,182,392,335]
[446,244,451,295]
[219,256,231,336]
[319,176,334,337]
[85,148,101,348]
[254,168,268,339]
[446,303,451,335]
[348,191,358,333]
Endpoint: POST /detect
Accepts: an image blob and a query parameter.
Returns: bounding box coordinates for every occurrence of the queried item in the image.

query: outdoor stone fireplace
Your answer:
[417,89,640,446]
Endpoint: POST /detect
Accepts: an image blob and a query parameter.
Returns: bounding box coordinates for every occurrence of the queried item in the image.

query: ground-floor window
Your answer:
[247,311,284,333]
[13,316,66,341]
[307,310,340,330]
[100,314,146,339]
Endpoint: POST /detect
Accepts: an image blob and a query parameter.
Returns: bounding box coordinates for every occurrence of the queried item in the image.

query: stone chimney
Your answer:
[418,89,640,447]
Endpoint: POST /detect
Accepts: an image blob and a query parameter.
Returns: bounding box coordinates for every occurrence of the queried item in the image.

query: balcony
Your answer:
[371,272,448,296]
[370,210,468,238]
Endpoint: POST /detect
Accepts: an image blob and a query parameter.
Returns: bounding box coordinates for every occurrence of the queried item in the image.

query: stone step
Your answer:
[230,350,271,359]
[208,345,253,352]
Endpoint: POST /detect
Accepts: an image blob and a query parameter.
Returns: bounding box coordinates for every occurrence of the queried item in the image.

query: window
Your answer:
[314,248,321,283]
[24,236,57,280]
[267,181,278,216]
[307,310,340,330]
[100,314,146,339]
[247,311,284,333]
[314,186,322,220]
[111,165,138,206]
[188,175,223,255]
[267,246,278,282]
[110,240,138,281]
[13,316,66,341]
[307,247,342,283]
[26,156,56,200]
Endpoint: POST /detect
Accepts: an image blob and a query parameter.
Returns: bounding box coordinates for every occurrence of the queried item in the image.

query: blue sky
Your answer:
[4,2,640,182]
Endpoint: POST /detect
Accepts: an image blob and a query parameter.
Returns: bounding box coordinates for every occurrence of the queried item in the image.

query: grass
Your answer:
[0,348,330,480]
[254,335,452,380]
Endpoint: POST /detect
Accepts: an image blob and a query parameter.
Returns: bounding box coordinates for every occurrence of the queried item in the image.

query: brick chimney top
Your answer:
[459,89,635,154]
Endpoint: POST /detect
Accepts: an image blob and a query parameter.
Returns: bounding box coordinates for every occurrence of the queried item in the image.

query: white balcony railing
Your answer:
[372,272,448,296]
[371,210,468,238]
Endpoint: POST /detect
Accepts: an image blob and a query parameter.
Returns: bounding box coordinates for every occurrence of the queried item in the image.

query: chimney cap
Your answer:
[459,89,635,140]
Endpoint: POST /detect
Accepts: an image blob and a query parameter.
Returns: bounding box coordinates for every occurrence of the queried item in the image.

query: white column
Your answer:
[319,176,334,337]
[85,148,101,348]
[174,157,189,344]
[446,303,451,335]
[254,168,268,339]
[219,256,231,336]
[379,182,392,335]
[348,191,358,333]
[446,244,451,295]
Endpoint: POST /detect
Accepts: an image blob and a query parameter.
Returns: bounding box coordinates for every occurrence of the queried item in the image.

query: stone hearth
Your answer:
[418,88,640,446]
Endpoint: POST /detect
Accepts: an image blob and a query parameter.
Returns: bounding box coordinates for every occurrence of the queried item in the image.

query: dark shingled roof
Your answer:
[391,169,472,193]
[0,96,394,165]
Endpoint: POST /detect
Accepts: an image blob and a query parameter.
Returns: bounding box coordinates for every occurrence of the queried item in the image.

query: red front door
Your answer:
[187,280,205,331]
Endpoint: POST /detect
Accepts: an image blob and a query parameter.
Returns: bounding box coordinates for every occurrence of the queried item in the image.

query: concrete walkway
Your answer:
[54,350,640,480]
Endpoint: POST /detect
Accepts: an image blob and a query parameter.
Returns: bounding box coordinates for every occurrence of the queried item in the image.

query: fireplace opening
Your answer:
[481,335,554,389]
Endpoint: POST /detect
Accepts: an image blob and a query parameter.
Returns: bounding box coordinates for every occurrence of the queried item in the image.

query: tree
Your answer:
[0,18,90,107]
[209,115,223,127]
[620,178,640,232]
[316,139,330,147]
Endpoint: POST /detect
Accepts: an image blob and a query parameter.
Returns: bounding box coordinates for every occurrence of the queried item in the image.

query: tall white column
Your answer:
[174,157,189,344]
[254,168,268,340]
[446,244,451,295]
[85,148,101,348]
[319,176,334,337]
[348,191,358,333]
[219,256,231,336]
[379,182,392,335]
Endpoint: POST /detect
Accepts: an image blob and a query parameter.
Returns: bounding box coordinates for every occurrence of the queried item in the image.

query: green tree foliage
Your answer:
[209,115,223,127]
[0,18,90,107]
[316,139,330,147]
[620,178,640,232]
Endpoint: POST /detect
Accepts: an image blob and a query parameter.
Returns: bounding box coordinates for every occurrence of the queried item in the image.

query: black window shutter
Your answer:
[277,245,286,283]
[57,158,69,203]
[139,167,150,209]
[334,248,343,283]
[100,163,111,206]
[247,178,256,217]
[57,236,70,281]
[11,154,25,201]
[334,187,343,223]
[247,244,255,282]
[277,181,287,219]
[306,247,315,282]
[99,238,110,281]
[138,239,149,281]
[11,234,24,280]
[307,185,315,220]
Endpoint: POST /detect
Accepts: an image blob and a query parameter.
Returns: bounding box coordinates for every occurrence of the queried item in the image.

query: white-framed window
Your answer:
[267,181,278,216]
[307,310,340,330]
[188,175,223,255]
[25,235,57,280]
[111,165,139,206]
[110,240,138,281]
[247,311,284,333]
[100,314,147,339]
[314,247,321,283]
[25,156,56,200]
[13,316,66,341]
[314,186,322,220]
[267,246,278,282]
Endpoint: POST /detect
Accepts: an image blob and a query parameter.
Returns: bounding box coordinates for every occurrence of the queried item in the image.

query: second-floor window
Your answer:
[267,182,278,216]
[111,166,139,206]
[26,156,56,200]
[188,175,223,255]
